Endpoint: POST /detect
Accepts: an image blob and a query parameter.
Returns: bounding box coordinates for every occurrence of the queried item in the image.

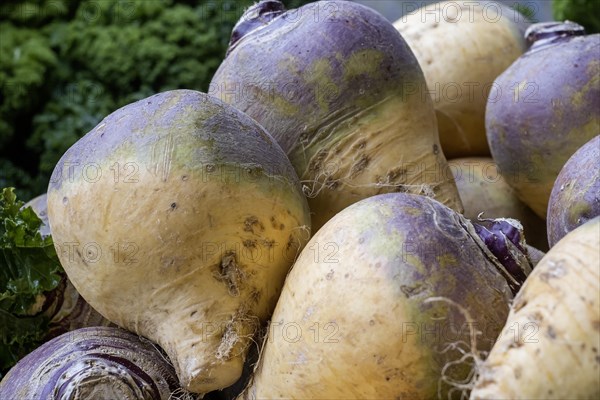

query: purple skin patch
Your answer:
[473,220,529,293]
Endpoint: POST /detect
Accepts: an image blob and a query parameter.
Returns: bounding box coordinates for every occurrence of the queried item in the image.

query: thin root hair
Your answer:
[423,296,487,400]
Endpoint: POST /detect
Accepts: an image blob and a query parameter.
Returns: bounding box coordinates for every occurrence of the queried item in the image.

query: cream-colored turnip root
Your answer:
[471,217,600,399]
[394,1,529,158]
[46,90,311,394]
[239,193,519,400]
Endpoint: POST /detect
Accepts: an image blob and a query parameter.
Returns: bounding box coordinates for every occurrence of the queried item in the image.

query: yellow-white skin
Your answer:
[298,92,463,231]
[471,217,600,399]
[394,1,529,158]
[240,193,513,399]
[47,90,311,393]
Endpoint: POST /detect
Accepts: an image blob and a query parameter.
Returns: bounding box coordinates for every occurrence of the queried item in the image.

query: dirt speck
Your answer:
[243,239,257,249]
[214,252,245,296]
[400,284,424,298]
[270,216,285,230]
[244,216,264,234]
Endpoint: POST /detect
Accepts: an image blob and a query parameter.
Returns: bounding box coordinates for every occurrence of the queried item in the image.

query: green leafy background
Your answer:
[1,187,62,375]
[553,0,600,34]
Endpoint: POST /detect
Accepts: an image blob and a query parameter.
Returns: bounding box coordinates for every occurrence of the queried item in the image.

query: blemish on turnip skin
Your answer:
[270,216,285,230]
[514,367,522,379]
[349,154,369,178]
[214,252,245,296]
[244,216,264,233]
[261,239,275,249]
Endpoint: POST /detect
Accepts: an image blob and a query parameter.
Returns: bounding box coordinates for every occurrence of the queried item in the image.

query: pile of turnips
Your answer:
[1,1,598,399]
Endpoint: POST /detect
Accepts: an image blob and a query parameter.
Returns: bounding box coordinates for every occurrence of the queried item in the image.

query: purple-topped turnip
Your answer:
[211,0,462,230]
[238,193,533,399]
[46,90,311,393]
[547,135,600,247]
[486,21,599,219]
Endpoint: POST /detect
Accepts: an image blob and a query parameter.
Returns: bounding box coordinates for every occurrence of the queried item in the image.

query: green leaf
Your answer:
[0,187,63,377]
[553,0,600,34]
[0,308,49,379]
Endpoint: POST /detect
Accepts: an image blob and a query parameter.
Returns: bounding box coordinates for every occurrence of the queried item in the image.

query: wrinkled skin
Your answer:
[239,193,513,400]
[547,135,600,247]
[486,22,599,219]
[394,1,530,158]
[211,0,462,231]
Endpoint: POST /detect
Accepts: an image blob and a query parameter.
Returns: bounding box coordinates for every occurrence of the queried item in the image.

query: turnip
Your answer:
[46,90,311,393]
[238,193,533,399]
[547,135,600,247]
[0,326,194,399]
[471,217,600,399]
[486,21,599,218]
[449,157,547,250]
[394,1,530,158]
[210,0,463,231]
